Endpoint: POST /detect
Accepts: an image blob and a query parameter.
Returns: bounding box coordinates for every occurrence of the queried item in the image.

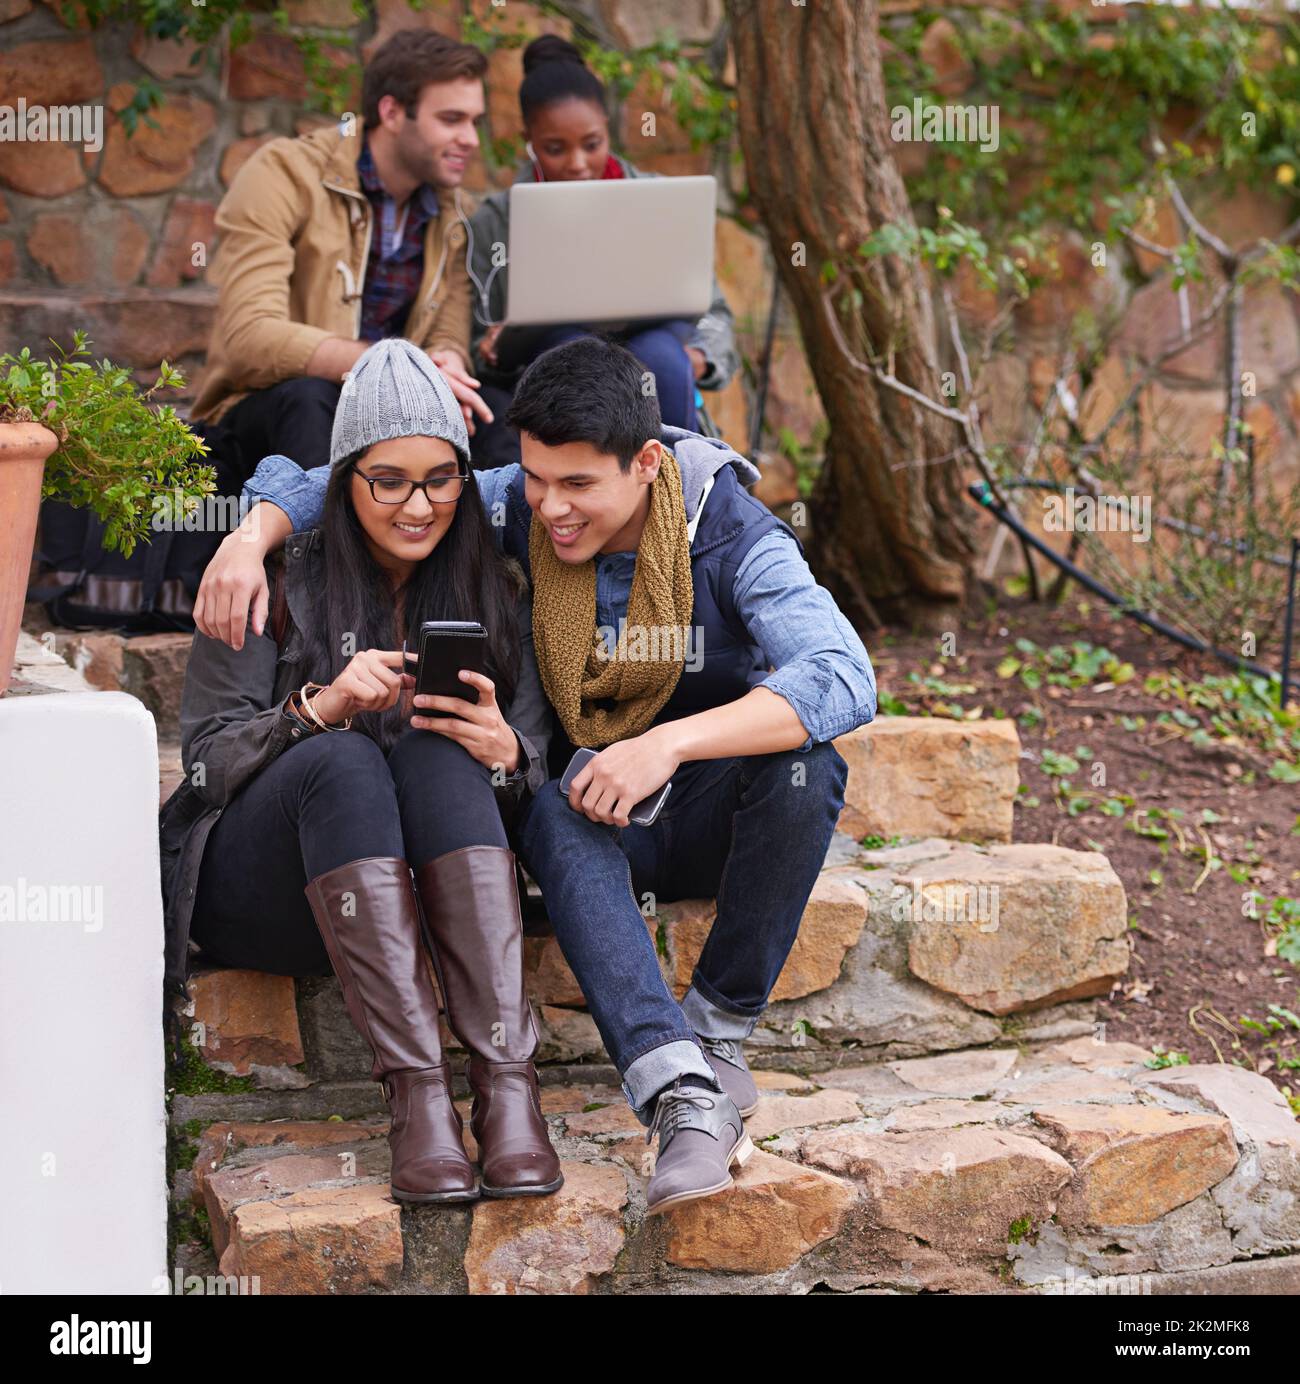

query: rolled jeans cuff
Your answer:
[621,1038,717,1128]
[681,980,762,1040]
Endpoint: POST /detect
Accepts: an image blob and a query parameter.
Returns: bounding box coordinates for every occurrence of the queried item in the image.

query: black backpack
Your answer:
[28,417,239,633]
[29,497,221,633]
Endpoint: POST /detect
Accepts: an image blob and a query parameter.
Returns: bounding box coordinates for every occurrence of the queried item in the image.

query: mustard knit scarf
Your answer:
[529,449,695,748]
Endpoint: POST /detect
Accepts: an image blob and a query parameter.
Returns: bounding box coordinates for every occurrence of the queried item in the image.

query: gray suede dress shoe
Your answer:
[698,1035,759,1118]
[644,1078,754,1216]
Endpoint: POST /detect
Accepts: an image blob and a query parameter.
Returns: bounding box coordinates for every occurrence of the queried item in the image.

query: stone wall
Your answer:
[0,0,1296,546]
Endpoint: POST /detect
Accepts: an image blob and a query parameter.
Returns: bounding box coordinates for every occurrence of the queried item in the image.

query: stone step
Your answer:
[167,1043,1300,1294]
[835,716,1020,844]
[177,835,1127,1092]
[0,289,215,388]
[43,633,1020,845]
[47,629,192,743]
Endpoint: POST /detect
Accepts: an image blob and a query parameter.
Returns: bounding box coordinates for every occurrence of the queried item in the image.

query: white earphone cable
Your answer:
[457,186,505,331]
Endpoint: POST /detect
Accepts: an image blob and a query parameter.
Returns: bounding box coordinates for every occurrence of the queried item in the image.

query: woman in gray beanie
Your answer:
[160,339,561,1204]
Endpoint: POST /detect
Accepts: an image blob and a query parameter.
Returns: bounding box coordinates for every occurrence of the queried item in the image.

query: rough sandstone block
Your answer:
[0,37,103,106]
[1139,1065,1300,1252]
[886,1047,1019,1095]
[835,716,1020,843]
[187,968,304,1077]
[204,1142,391,1259]
[98,86,216,197]
[903,844,1129,1014]
[218,1183,403,1294]
[191,1118,386,1207]
[522,934,586,1008]
[120,632,191,740]
[744,1087,863,1142]
[799,1125,1073,1257]
[658,874,868,1003]
[533,1004,607,1063]
[463,1161,627,1294]
[0,139,85,196]
[0,290,216,372]
[662,1149,856,1273]
[1029,1104,1239,1227]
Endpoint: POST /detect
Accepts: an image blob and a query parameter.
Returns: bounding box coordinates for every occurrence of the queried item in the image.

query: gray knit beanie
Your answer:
[329,337,471,470]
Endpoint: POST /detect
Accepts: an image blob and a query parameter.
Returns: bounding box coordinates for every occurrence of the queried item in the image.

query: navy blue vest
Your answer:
[497,460,800,762]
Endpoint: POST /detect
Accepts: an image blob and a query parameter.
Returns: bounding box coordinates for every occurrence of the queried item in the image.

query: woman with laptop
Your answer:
[159,339,563,1207]
[466,35,738,466]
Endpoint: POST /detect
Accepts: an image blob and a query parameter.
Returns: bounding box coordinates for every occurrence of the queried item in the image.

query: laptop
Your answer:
[503,175,717,334]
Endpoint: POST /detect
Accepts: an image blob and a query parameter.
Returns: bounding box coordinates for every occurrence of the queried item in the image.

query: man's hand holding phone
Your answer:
[412,670,520,775]
[565,727,679,828]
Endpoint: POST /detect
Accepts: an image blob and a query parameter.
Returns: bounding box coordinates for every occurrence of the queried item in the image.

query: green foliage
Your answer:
[1142,670,1300,768]
[1239,1002,1300,1037]
[69,0,737,135]
[1007,1215,1034,1244]
[1145,1046,1191,1070]
[884,5,1300,241]
[0,333,214,559]
[165,1027,256,1096]
[1265,897,1300,965]
[997,638,1135,694]
[1039,747,1080,778]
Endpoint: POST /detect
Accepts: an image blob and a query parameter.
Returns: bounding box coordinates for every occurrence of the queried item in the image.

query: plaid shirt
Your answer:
[356,135,441,343]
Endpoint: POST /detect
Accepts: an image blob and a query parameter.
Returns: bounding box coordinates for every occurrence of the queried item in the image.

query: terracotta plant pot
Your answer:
[0,420,59,696]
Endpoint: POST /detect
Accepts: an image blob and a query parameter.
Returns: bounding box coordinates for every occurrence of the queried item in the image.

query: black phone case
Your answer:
[413,622,488,712]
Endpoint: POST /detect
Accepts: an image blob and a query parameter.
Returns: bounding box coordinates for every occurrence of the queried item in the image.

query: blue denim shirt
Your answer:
[245,456,877,749]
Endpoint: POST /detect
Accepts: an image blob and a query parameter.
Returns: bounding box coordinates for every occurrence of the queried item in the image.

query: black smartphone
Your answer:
[406,620,488,717]
[558,747,673,827]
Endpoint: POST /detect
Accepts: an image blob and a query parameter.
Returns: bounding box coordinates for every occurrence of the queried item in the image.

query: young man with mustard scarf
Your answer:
[193,337,877,1214]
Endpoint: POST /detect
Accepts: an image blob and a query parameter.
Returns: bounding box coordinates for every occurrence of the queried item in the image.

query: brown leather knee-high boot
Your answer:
[304,856,478,1204]
[415,846,563,1198]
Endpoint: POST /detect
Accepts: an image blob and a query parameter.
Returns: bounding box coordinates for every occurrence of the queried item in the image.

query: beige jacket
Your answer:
[192,123,474,424]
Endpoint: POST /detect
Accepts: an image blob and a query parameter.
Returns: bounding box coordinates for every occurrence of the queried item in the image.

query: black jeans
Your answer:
[469,383,522,470]
[190,728,509,975]
[203,377,343,488]
[468,321,699,471]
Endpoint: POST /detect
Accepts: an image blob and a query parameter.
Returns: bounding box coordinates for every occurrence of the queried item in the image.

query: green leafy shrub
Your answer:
[0,333,214,558]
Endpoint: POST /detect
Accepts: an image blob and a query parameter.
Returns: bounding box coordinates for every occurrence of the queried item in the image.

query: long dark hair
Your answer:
[300,455,523,749]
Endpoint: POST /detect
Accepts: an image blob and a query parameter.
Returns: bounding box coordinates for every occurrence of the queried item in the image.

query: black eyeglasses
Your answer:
[353,467,470,505]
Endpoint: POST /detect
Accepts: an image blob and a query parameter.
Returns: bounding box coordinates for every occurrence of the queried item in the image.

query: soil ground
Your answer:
[872,591,1300,1108]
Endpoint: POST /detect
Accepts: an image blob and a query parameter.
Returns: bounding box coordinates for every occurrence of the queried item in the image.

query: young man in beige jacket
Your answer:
[191,29,493,486]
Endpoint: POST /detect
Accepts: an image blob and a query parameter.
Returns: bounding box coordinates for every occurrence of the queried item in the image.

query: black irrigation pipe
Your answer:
[1000,477,1293,570]
[1282,538,1299,713]
[749,272,782,459]
[968,481,1285,686]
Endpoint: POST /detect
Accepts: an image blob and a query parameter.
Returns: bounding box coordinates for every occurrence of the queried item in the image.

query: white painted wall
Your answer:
[0,691,167,1294]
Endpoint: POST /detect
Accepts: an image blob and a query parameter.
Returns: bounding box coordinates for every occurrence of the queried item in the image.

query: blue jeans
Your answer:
[515,740,848,1124]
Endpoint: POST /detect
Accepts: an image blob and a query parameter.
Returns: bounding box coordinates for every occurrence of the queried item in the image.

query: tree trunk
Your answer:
[725,0,976,627]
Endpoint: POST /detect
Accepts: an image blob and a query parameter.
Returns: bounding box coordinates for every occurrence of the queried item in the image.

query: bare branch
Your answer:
[1166,176,1235,265]
[1086,278,1232,448]
[1122,227,1177,262]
